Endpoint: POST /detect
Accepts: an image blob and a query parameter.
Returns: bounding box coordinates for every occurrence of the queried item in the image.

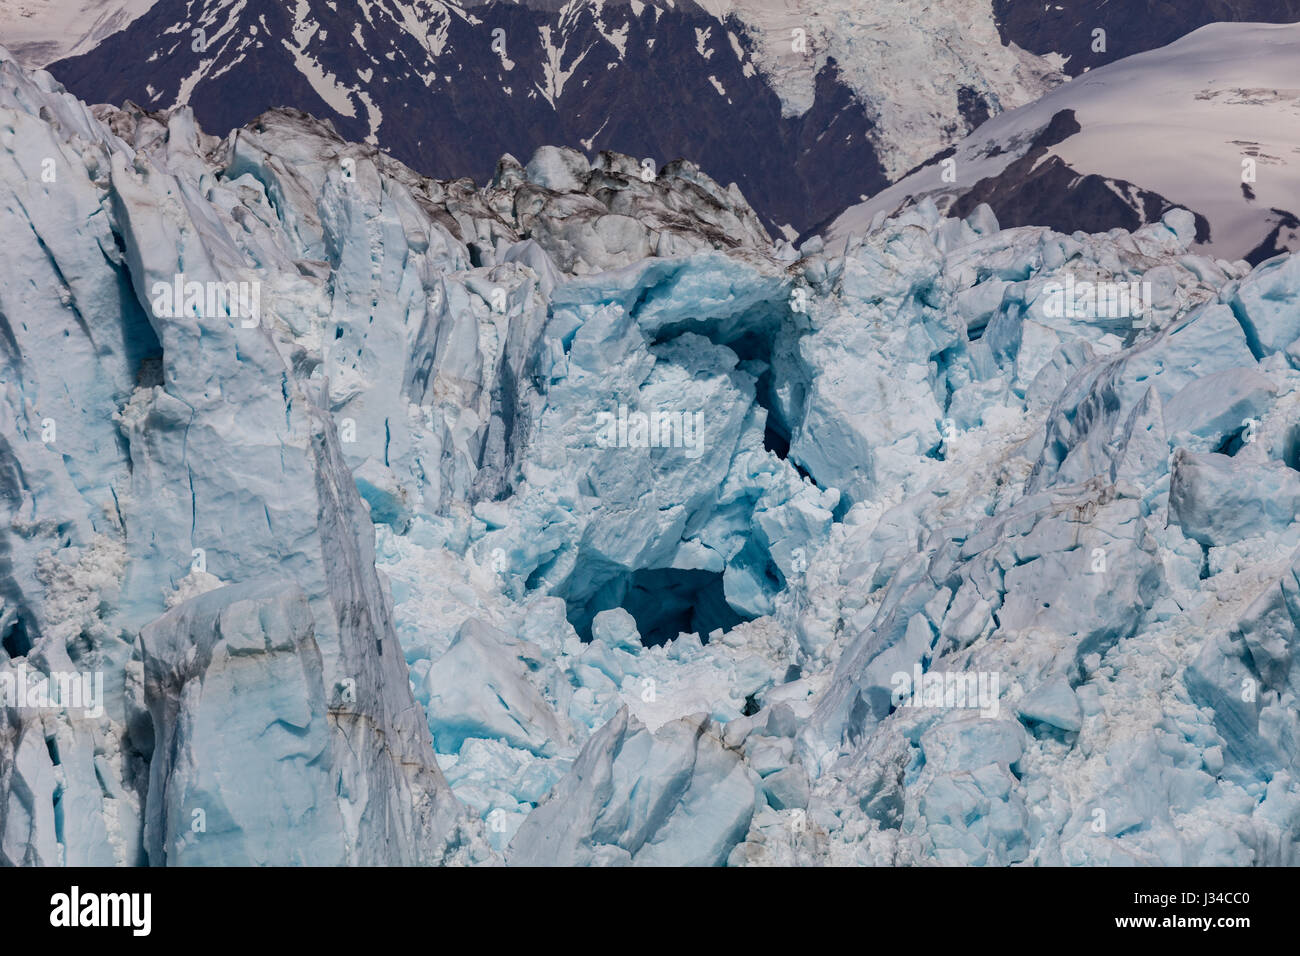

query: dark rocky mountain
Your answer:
[45,0,887,238]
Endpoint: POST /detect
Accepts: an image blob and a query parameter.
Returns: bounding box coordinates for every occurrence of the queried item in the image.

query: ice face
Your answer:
[2,45,1299,868]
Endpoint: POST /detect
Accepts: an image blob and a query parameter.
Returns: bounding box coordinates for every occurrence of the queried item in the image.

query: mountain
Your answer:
[825,22,1300,264]
[4,42,1300,866]
[26,0,1069,240]
[13,2,1296,240]
[35,0,872,239]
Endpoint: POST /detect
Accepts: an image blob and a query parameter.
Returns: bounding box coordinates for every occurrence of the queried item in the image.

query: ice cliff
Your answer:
[1,46,1298,866]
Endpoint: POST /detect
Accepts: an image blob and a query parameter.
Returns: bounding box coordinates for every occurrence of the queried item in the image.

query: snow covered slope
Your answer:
[826,22,1300,264]
[0,0,155,65]
[3,46,1300,866]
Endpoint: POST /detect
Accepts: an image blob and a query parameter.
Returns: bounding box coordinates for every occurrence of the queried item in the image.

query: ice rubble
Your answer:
[1,46,1299,867]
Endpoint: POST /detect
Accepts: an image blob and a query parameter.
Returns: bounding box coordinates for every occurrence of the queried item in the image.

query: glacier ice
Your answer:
[1,44,1299,867]
[138,580,344,866]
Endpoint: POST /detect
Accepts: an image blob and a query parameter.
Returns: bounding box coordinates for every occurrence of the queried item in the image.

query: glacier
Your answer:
[1,43,1299,867]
